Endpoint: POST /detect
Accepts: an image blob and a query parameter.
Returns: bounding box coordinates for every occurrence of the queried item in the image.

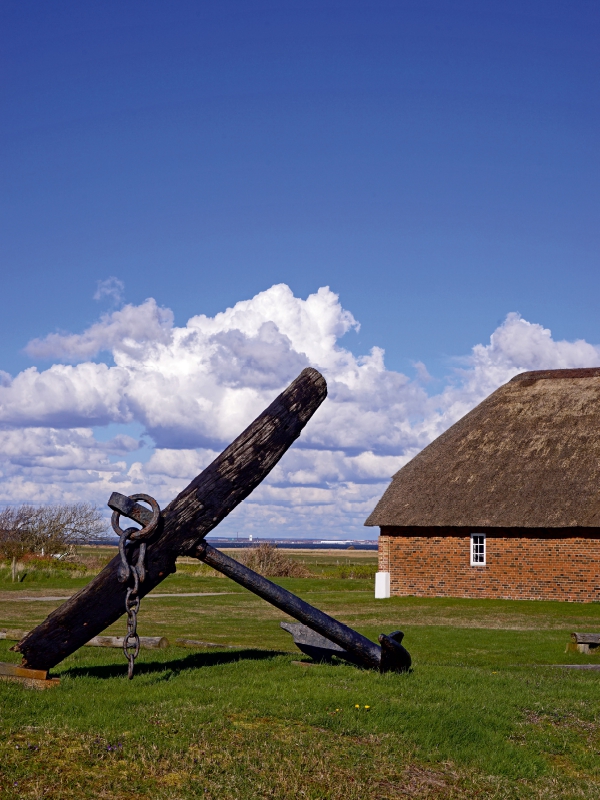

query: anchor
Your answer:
[12,368,411,675]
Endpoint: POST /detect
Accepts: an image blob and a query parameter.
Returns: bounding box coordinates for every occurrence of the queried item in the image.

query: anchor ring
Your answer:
[111,493,160,541]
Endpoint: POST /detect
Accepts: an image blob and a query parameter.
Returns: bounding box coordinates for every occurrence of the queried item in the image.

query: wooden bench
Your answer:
[566,633,600,655]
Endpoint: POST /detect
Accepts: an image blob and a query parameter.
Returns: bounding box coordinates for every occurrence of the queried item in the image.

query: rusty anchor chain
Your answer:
[111,493,160,679]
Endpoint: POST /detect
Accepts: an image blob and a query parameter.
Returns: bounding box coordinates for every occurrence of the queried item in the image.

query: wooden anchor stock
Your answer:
[15,368,327,670]
[14,366,410,674]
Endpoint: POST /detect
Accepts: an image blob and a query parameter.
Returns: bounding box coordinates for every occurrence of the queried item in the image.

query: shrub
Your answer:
[238,543,313,578]
[0,503,106,560]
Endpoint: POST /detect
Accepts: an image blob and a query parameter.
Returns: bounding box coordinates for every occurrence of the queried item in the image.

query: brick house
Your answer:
[365,368,600,602]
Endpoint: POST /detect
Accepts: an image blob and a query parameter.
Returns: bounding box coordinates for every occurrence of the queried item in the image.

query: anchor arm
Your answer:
[193,540,384,670]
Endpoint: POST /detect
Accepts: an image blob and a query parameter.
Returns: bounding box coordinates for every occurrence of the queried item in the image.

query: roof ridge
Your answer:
[511,367,600,383]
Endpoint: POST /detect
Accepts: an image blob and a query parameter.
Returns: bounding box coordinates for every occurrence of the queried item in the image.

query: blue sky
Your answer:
[1,1,599,536]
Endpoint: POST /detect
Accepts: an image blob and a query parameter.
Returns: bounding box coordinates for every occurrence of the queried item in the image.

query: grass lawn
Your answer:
[1,551,599,799]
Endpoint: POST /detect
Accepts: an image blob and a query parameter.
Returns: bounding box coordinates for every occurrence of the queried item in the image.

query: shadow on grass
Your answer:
[61,647,289,680]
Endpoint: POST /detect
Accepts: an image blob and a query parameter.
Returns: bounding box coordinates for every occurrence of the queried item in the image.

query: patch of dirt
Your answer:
[0,590,73,601]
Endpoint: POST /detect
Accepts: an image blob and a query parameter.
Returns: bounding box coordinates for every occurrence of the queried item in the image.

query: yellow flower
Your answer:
[355,704,360,708]
[364,705,370,709]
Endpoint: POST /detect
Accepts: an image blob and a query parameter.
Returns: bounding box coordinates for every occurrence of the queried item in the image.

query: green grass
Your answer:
[0,547,378,589]
[1,555,599,798]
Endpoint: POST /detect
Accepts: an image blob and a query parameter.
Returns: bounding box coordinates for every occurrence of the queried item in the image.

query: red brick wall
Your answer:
[378,527,600,602]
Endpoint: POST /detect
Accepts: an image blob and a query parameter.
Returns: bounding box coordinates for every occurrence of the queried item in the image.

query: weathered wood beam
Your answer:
[86,635,168,649]
[174,638,241,649]
[571,633,600,645]
[0,661,48,680]
[2,630,167,649]
[15,368,327,671]
[0,629,29,641]
[0,662,60,689]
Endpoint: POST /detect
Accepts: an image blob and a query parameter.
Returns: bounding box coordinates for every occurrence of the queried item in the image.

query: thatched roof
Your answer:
[365,368,600,529]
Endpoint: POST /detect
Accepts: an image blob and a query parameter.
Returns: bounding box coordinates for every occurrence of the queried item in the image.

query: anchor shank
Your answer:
[193,540,382,670]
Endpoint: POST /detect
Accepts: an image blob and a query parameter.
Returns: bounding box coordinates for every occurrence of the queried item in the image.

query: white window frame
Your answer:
[470,533,486,566]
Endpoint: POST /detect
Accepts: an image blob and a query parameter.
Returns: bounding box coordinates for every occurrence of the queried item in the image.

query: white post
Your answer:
[375,571,390,599]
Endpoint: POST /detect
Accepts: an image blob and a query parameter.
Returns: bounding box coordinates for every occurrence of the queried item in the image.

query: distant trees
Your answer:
[0,503,106,561]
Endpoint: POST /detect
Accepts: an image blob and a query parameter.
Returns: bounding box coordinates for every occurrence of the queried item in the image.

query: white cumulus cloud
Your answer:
[25,298,173,361]
[1,286,598,538]
[93,276,125,305]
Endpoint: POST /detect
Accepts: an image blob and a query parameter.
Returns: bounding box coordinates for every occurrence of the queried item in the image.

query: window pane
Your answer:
[471,534,486,565]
